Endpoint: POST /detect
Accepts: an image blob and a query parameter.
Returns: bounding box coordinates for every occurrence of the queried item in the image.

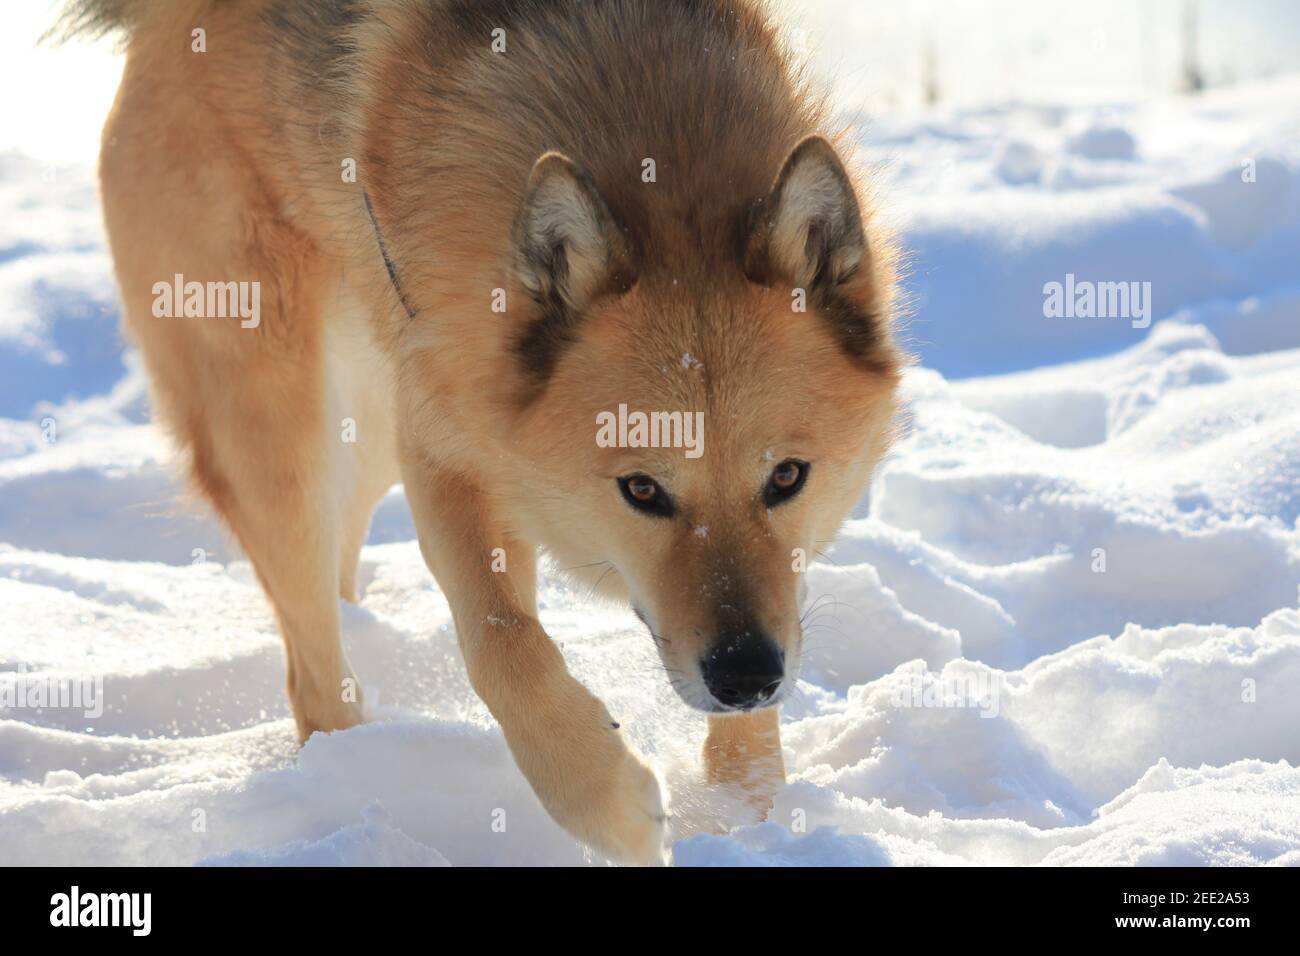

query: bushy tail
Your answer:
[45,0,146,43]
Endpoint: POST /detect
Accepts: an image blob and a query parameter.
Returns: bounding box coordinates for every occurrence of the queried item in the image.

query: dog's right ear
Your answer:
[512,152,635,313]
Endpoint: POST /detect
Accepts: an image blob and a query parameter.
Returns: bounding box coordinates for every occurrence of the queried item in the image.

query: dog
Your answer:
[58,0,903,864]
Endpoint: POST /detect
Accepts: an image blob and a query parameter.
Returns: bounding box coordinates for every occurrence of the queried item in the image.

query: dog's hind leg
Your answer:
[99,67,364,742]
[337,476,393,604]
[326,294,401,604]
[193,385,365,742]
[120,287,365,741]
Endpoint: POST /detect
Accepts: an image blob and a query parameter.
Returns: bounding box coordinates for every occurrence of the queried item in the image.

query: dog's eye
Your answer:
[764,460,809,507]
[619,475,675,518]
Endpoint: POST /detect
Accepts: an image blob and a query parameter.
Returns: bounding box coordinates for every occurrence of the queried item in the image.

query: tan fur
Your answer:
[83,0,903,864]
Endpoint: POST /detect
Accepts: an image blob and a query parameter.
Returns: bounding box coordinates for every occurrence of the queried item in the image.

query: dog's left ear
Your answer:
[512,152,635,312]
[744,136,867,291]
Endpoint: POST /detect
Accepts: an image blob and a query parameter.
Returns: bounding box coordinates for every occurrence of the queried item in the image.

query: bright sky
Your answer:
[0,2,123,163]
[3,1,1298,164]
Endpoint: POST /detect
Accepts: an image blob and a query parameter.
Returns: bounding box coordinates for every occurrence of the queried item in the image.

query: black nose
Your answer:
[700,635,784,710]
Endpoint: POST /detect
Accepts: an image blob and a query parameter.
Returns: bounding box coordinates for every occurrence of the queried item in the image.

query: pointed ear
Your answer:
[744,136,868,290]
[512,152,635,312]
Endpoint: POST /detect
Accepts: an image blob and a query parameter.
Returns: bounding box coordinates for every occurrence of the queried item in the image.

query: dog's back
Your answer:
[63,0,838,281]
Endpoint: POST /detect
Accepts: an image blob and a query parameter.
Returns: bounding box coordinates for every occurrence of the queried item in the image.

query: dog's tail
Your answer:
[44,0,148,43]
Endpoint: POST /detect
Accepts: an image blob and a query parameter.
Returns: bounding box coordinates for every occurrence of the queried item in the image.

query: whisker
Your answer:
[556,559,611,574]
[586,563,619,601]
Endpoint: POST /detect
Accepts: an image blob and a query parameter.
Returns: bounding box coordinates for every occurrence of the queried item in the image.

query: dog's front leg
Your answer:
[704,708,787,817]
[403,464,667,865]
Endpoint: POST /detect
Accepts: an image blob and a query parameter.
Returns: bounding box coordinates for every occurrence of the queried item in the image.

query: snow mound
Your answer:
[865,77,1300,376]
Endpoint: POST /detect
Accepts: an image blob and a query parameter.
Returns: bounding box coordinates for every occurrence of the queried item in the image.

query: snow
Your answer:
[864,77,1300,376]
[2,76,1298,866]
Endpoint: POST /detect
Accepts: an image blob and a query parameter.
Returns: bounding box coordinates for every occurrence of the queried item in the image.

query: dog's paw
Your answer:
[535,721,668,866]
[291,691,365,744]
[587,744,668,866]
[498,663,668,865]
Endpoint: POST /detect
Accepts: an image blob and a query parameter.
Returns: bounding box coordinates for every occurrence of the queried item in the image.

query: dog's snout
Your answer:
[700,635,784,710]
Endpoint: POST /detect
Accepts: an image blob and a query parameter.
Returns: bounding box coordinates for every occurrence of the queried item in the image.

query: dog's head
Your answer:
[504,136,902,712]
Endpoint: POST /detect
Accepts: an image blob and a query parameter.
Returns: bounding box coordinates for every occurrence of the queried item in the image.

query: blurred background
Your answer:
[797,0,1300,113]
[4,0,1300,163]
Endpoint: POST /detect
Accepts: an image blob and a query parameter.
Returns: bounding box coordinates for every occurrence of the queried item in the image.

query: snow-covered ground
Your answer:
[2,77,1298,866]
